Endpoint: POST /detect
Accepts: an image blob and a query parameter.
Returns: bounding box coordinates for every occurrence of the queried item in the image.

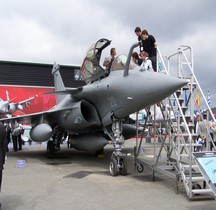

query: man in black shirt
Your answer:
[141,29,157,72]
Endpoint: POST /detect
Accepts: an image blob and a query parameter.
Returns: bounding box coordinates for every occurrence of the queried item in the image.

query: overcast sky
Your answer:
[0,0,216,107]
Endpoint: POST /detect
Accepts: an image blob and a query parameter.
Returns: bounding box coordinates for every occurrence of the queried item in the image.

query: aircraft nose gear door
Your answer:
[109,121,128,176]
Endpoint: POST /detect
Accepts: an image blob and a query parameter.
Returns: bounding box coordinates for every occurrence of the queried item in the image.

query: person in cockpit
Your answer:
[103,48,116,76]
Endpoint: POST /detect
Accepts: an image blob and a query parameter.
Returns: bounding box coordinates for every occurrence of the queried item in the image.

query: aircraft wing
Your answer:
[44,87,83,95]
[15,95,38,108]
[0,108,57,125]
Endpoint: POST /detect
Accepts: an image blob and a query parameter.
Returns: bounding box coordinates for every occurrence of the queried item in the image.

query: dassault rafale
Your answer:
[1,38,187,176]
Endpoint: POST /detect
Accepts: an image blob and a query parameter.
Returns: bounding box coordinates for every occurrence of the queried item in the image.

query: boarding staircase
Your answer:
[139,46,216,199]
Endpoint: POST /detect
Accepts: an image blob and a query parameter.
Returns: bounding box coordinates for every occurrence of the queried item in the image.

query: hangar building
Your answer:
[0,60,84,115]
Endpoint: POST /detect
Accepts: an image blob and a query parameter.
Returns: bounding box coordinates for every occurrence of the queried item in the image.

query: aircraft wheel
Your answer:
[120,158,127,176]
[47,141,55,159]
[109,158,118,176]
[136,163,144,173]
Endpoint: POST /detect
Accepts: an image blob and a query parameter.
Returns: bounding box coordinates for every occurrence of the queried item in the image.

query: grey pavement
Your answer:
[1,140,216,210]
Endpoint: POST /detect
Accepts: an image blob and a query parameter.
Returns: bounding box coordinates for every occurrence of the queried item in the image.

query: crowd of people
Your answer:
[194,112,216,151]
[0,122,27,207]
[5,123,25,152]
[134,27,157,71]
[103,26,157,72]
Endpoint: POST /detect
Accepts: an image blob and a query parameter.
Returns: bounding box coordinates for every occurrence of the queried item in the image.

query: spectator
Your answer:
[11,124,24,151]
[0,122,7,208]
[194,113,201,134]
[210,122,216,150]
[134,26,144,52]
[5,124,11,152]
[140,51,153,71]
[131,52,142,66]
[141,29,157,71]
[196,114,208,151]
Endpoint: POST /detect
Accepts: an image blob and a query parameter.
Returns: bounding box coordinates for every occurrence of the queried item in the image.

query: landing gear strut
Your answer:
[47,140,55,159]
[46,126,64,158]
[107,121,128,176]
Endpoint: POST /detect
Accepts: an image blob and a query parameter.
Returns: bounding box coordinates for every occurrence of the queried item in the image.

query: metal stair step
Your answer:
[175,90,181,97]
[182,83,197,90]
[179,143,202,147]
[180,114,191,118]
[181,133,198,137]
[192,189,213,195]
[181,164,198,169]
[178,97,184,105]
[179,153,190,159]
[179,154,190,157]
[180,123,194,128]
[191,176,205,182]
[172,133,198,139]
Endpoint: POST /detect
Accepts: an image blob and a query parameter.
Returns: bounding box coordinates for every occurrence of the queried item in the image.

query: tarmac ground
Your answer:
[1,140,216,210]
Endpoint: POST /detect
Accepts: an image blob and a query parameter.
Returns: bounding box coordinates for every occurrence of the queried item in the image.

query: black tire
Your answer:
[137,163,144,173]
[120,158,127,176]
[47,141,55,159]
[109,158,118,176]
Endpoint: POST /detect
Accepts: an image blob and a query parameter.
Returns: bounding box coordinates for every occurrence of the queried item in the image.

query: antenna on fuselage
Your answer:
[124,41,141,77]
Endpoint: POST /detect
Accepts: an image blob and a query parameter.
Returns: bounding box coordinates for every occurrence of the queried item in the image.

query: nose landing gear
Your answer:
[107,120,128,176]
[109,154,128,176]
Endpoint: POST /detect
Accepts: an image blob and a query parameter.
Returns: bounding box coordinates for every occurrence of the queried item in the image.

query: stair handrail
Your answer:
[178,46,216,123]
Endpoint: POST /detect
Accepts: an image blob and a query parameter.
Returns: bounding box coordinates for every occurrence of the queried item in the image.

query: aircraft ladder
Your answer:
[135,46,216,199]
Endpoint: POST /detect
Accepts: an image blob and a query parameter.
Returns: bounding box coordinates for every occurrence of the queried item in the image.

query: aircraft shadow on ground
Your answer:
[7,144,134,171]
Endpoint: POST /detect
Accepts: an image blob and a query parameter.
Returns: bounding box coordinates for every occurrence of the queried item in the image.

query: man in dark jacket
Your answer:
[141,29,157,72]
[0,122,7,208]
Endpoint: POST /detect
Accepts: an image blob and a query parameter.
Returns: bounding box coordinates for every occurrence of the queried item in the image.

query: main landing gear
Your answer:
[47,140,56,159]
[107,121,128,176]
[46,126,64,158]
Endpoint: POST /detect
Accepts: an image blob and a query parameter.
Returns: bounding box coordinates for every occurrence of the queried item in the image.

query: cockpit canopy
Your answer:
[80,38,111,84]
[80,38,139,83]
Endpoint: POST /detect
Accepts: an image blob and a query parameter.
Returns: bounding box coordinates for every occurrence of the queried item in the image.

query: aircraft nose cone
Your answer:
[133,71,188,109]
[158,73,187,92]
[144,72,188,104]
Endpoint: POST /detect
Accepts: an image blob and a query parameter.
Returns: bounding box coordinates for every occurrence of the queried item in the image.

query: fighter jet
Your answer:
[0,90,37,118]
[1,38,187,176]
